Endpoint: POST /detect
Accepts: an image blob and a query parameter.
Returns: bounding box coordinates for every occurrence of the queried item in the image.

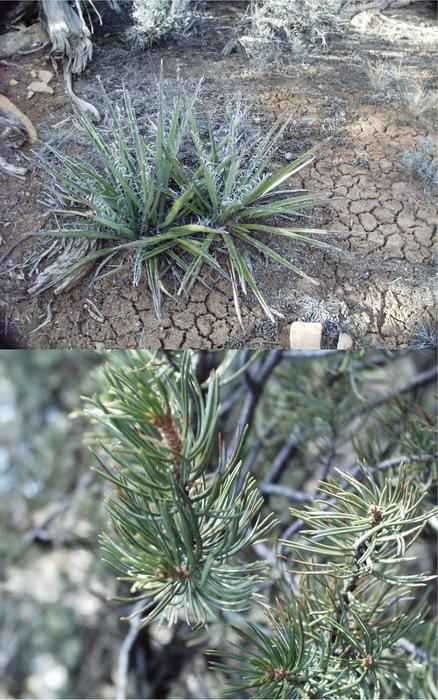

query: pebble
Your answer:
[38,69,53,84]
[337,332,353,350]
[290,321,322,350]
[27,81,54,95]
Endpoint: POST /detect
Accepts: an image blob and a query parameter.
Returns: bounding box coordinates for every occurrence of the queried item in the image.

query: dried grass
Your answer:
[236,0,356,66]
[127,0,192,47]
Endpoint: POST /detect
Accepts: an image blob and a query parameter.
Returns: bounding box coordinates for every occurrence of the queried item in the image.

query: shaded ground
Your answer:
[0,2,436,348]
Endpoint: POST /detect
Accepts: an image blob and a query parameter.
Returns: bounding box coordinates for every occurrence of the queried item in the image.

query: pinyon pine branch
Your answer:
[85,351,276,627]
[212,463,437,699]
[286,466,436,587]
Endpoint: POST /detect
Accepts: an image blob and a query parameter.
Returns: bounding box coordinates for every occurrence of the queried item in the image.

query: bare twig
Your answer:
[0,155,26,178]
[25,471,95,545]
[365,366,437,413]
[30,301,53,335]
[241,351,283,427]
[260,483,312,502]
[116,600,145,700]
[352,453,437,478]
[263,428,301,485]
[235,352,283,486]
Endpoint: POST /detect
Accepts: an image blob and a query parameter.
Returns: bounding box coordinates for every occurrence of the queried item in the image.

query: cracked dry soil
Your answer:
[0,3,436,349]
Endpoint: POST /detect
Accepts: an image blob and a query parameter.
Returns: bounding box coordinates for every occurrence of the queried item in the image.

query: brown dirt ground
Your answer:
[0,2,436,349]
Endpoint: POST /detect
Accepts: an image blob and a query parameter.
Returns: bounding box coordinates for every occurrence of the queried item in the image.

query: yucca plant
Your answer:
[34,80,332,322]
[84,351,276,627]
[212,465,437,699]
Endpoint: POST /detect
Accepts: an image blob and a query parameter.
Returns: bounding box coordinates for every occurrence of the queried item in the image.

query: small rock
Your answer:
[337,332,353,350]
[27,80,54,95]
[290,321,322,350]
[8,79,18,86]
[38,69,53,84]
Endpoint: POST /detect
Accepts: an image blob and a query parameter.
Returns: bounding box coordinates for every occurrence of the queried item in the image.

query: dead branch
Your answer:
[0,155,26,178]
[115,600,146,700]
[41,0,93,75]
[344,0,414,17]
[0,95,38,144]
[28,237,99,295]
[63,61,100,122]
[0,22,48,59]
[260,482,313,502]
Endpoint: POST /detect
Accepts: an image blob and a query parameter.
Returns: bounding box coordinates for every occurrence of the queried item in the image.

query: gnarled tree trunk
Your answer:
[41,0,93,74]
[39,0,120,120]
